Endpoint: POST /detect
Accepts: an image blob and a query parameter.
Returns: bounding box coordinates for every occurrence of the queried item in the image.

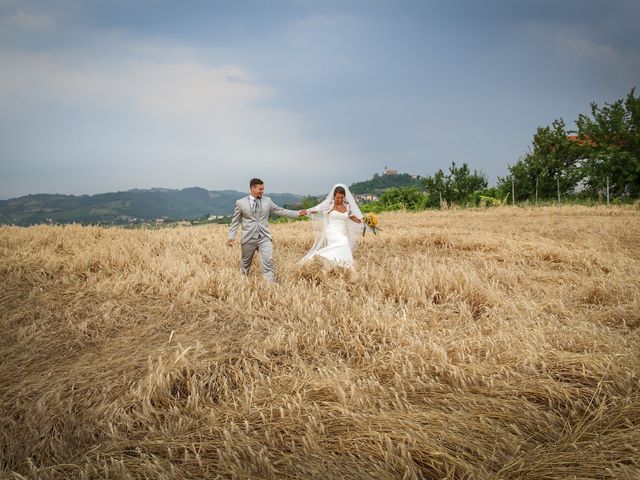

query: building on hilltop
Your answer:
[383,166,398,176]
[354,193,379,203]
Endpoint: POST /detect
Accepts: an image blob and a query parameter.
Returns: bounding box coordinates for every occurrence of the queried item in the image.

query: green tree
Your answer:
[501,119,582,204]
[449,161,488,205]
[422,169,450,208]
[422,162,487,207]
[496,158,528,203]
[377,187,426,211]
[499,152,545,204]
[300,195,320,209]
[576,88,640,200]
[532,119,582,203]
[507,87,640,205]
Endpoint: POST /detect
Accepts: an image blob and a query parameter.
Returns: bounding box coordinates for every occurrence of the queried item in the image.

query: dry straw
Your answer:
[1,205,639,479]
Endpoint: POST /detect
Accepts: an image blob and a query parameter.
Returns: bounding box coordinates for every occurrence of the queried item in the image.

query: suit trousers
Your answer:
[240,235,275,282]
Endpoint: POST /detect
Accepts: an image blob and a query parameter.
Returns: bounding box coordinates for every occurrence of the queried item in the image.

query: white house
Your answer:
[355,194,379,203]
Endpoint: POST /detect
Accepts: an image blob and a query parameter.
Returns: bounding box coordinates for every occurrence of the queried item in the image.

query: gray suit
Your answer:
[228,195,299,282]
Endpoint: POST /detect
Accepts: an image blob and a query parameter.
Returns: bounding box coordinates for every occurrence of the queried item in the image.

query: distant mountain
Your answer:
[0,188,301,226]
[350,173,423,194]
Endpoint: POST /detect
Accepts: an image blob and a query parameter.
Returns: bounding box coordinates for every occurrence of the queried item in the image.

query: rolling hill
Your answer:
[0,188,301,226]
[349,173,423,194]
[0,171,422,226]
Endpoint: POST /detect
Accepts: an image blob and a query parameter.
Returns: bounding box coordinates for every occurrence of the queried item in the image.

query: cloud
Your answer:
[0,46,265,113]
[554,33,640,85]
[3,0,637,198]
[0,35,357,196]
[0,6,55,32]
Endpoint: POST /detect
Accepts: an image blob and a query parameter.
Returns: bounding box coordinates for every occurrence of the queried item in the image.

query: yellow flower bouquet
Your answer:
[362,212,381,236]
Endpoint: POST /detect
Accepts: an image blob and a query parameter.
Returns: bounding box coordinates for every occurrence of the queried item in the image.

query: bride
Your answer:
[301,184,363,268]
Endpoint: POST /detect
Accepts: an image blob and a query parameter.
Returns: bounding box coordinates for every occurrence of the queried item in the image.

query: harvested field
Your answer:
[1,205,639,479]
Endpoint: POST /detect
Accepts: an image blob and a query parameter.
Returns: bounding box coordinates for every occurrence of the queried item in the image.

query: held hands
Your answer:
[226,239,235,247]
[299,209,308,216]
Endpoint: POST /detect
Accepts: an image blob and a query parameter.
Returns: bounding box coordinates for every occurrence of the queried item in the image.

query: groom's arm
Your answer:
[227,201,242,244]
[270,201,306,218]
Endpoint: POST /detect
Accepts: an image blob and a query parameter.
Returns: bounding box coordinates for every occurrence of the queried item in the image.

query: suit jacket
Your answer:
[228,195,299,244]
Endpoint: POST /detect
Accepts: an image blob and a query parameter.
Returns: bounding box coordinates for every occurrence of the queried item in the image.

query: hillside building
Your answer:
[355,194,379,203]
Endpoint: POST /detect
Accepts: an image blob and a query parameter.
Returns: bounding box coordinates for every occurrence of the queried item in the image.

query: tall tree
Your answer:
[422,162,487,207]
[497,157,531,201]
[422,168,450,208]
[449,162,488,205]
[531,119,581,204]
[576,88,640,199]
[377,187,426,210]
[503,119,582,204]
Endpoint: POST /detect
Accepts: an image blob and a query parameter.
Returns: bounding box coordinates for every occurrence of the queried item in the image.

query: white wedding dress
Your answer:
[300,184,363,269]
[310,210,354,267]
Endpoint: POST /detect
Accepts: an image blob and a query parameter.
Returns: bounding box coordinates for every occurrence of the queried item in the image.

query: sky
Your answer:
[0,0,638,198]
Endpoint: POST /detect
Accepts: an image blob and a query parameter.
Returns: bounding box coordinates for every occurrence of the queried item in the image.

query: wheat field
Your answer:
[1,206,639,479]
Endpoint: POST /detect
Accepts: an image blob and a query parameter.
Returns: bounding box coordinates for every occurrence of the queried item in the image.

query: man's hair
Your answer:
[250,178,264,188]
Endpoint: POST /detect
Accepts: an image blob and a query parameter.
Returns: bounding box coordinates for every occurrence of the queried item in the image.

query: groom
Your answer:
[227,178,307,282]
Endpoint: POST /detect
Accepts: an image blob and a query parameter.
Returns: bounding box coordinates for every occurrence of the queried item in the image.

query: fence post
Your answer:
[511,177,515,206]
[606,176,610,205]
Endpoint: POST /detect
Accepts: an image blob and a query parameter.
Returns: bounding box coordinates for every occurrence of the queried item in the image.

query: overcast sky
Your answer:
[0,0,638,198]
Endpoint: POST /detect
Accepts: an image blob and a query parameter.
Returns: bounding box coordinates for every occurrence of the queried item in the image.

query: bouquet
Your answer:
[362,212,381,236]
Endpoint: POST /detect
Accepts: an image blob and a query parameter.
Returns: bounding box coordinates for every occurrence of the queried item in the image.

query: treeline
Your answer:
[361,162,492,213]
[361,87,639,213]
[497,87,640,204]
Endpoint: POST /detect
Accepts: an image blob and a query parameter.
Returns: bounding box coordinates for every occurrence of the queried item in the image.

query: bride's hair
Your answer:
[333,186,346,198]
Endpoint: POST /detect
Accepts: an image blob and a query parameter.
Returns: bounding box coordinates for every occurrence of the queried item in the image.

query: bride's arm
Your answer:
[347,202,362,223]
